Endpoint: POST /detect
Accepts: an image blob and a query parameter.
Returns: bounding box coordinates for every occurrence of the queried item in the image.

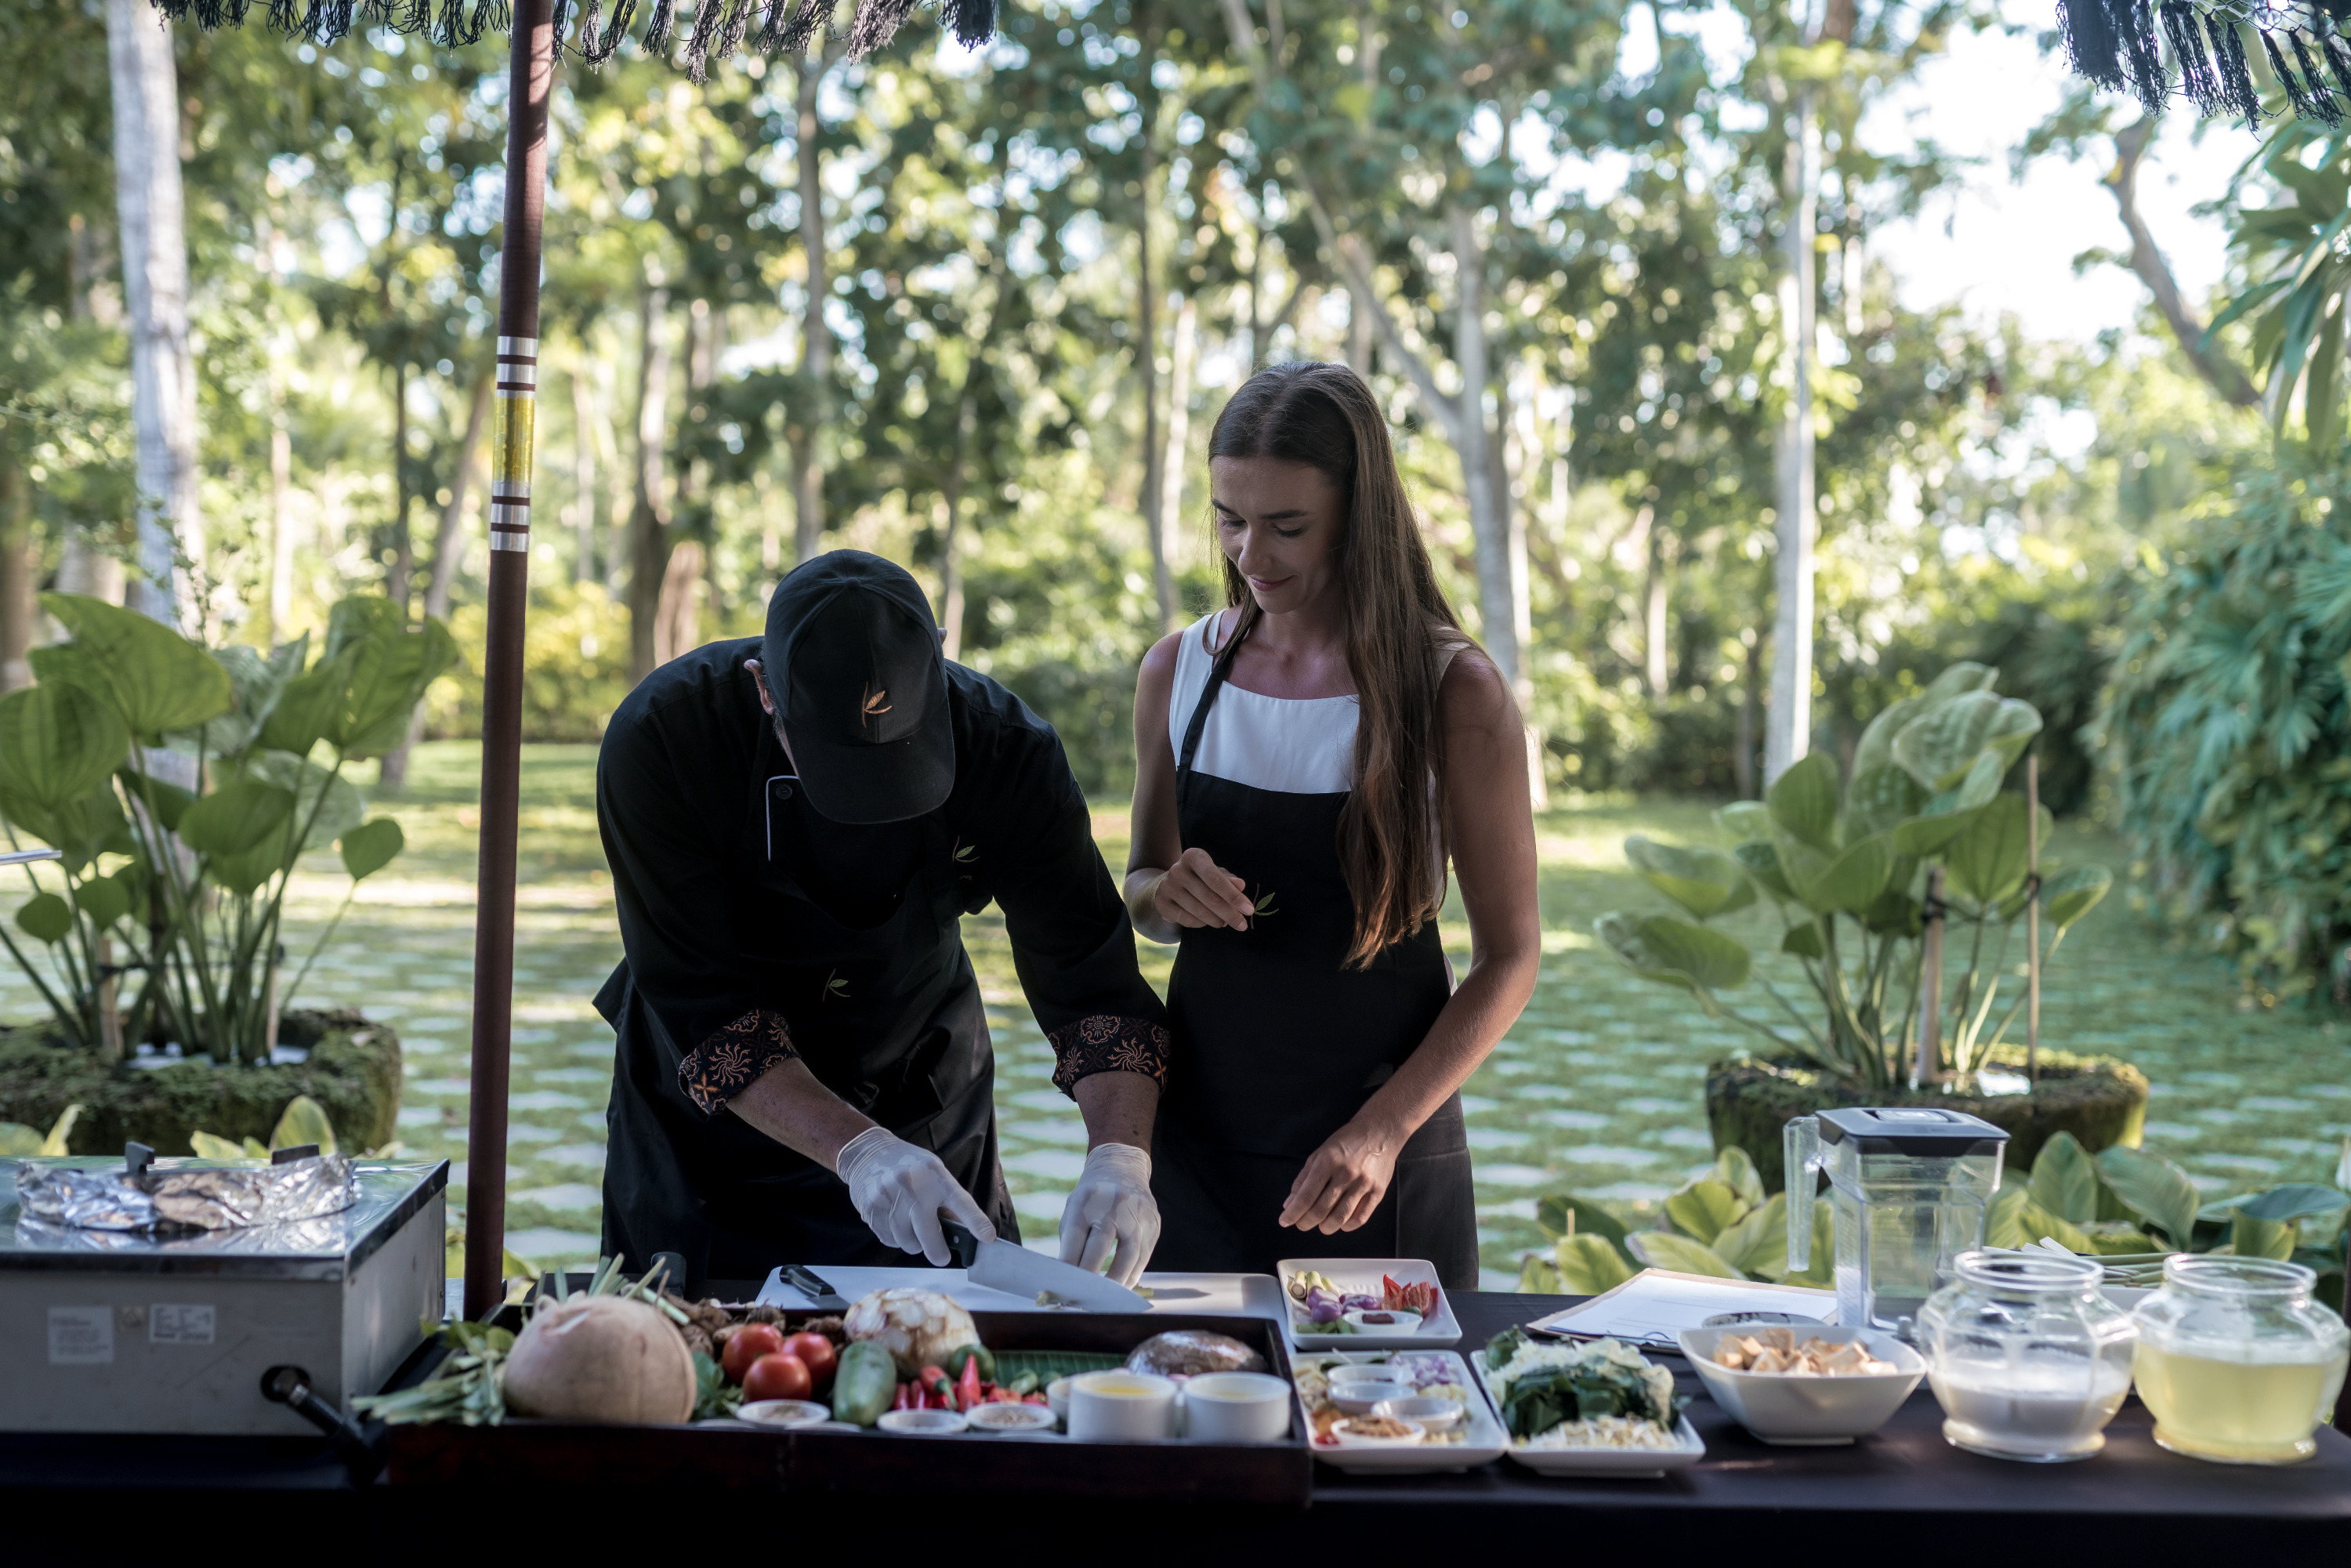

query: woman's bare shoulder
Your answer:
[1139,627,1187,686]
[1437,643,1519,733]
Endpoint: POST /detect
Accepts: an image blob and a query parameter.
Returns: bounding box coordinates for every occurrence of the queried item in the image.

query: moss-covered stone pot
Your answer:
[1708,1045,2150,1192]
[0,1009,402,1156]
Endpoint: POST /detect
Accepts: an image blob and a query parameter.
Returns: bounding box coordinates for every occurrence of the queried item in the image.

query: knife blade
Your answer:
[942,1220,1149,1312]
[777,1262,849,1309]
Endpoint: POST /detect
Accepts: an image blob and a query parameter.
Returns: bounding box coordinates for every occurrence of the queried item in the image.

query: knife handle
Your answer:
[941,1219,981,1269]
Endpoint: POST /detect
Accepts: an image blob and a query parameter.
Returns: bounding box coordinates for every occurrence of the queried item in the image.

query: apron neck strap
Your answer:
[1177,611,1255,777]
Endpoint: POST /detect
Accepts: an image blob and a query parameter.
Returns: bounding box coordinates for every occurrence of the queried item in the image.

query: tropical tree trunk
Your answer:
[572,350,599,583]
[1644,516,1669,699]
[106,0,199,631]
[1767,89,1819,783]
[654,538,705,668]
[791,52,835,566]
[379,360,491,794]
[0,465,33,693]
[1136,65,1177,635]
[629,277,673,682]
[266,365,294,642]
[1157,291,1198,598]
[389,360,411,612]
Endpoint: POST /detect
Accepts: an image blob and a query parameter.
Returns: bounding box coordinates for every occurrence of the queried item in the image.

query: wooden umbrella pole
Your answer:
[463,0,555,1322]
[2027,752,2041,1088]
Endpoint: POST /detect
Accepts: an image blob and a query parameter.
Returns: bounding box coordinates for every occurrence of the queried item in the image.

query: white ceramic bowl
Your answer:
[1045,1377,1071,1418]
[1344,1308,1423,1333]
[966,1402,1060,1434]
[878,1407,969,1435]
[1331,1378,1417,1415]
[1067,1370,1179,1442]
[737,1399,829,1429]
[1676,1325,1927,1446]
[1183,1371,1292,1443]
[1328,1363,1406,1385]
[1370,1394,1463,1433]
[1330,1415,1427,1447]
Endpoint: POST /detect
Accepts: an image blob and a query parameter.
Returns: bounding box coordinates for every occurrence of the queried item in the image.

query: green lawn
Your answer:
[5,742,2345,1285]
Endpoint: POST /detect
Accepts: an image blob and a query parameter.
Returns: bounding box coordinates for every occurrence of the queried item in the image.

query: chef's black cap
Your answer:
[761,552,954,825]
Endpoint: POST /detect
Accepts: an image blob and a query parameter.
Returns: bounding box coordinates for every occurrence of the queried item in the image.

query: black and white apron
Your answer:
[1148,614,1478,1289]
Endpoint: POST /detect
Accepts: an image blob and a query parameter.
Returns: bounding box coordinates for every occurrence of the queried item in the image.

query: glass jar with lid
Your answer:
[2131,1255,2350,1465]
[1914,1251,2138,1461]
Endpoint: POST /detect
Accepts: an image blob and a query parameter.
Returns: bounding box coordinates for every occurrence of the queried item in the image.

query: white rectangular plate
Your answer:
[755,1266,1284,1320]
[1472,1349,1707,1478]
[1297,1349,1507,1474]
[1278,1258,1463,1350]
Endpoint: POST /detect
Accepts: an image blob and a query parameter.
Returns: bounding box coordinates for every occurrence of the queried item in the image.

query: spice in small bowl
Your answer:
[1331,1414,1427,1447]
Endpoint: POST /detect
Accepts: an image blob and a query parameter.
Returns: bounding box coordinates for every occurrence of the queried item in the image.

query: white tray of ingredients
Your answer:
[1294,1349,1509,1473]
[1472,1345,1706,1479]
[1278,1258,1462,1350]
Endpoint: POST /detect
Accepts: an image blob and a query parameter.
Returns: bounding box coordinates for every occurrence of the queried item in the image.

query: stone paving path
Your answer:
[5,742,2345,1287]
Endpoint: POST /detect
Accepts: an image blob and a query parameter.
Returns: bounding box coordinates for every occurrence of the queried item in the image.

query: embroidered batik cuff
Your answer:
[1048,1014,1172,1096]
[680,1009,798,1114]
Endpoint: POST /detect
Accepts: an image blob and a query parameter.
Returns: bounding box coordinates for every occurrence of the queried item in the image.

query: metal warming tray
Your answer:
[0,1159,447,1435]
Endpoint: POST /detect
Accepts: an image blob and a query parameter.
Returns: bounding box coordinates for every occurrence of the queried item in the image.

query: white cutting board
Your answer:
[753,1266,1284,1320]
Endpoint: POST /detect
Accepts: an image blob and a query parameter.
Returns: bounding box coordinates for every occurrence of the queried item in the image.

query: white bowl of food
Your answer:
[1330,1378,1416,1415]
[1676,1325,1926,1446]
[1330,1414,1426,1447]
[1370,1394,1463,1433]
[1343,1308,1422,1334]
[878,1407,969,1435]
[737,1399,829,1428]
[966,1402,1059,1434]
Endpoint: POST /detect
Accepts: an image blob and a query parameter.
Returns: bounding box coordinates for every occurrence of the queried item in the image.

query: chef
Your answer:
[594,551,1168,1287]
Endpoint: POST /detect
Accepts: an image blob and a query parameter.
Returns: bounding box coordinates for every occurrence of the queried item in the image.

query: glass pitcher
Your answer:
[1786,1107,2010,1338]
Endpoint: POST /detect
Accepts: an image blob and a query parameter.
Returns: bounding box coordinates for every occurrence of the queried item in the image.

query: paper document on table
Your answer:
[1527,1269,1838,1351]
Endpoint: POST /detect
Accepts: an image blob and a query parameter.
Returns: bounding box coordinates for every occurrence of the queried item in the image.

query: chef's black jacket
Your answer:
[593,638,1170,1280]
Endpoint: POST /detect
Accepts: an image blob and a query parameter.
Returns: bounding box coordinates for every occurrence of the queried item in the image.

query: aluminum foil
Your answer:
[13,1155,359,1233]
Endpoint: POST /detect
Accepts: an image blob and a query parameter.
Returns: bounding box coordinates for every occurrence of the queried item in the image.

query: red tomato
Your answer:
[782,1331,838,1391]
[744,1352,813,1403]
[721,1324,785,1385]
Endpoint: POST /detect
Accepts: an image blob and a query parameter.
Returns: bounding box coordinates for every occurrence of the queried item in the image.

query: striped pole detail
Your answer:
[490,334,538,553]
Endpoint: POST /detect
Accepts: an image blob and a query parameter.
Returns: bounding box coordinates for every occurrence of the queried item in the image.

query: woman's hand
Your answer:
[1279,1115,1402,1234]
[1151,846,1255,932]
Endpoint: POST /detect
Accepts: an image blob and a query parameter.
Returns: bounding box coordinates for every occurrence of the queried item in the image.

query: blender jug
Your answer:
[1785,1107,2009,1338]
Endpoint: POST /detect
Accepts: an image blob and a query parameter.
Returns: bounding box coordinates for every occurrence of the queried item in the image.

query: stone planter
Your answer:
[1708,1046,2150,1193]
[0,1009,403,1156]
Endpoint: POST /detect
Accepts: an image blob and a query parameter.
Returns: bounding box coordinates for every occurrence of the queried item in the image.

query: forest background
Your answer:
[1,0,2321,988]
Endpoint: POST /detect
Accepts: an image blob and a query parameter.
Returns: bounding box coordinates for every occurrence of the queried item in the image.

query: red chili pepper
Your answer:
[893,1382,911,1412]
[958,1355,983,1412]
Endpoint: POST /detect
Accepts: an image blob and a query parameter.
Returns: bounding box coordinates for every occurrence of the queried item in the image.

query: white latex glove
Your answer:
[836,1126,995,1266]
[1059,1143,1161,1289]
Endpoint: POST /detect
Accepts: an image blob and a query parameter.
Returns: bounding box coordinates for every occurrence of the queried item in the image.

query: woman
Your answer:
[1125,361,1540,1289]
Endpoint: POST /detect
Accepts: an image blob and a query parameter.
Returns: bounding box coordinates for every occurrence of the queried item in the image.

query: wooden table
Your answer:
[5,1291,2346,1565]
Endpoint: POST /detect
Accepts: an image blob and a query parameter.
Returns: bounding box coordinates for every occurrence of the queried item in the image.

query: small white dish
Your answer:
[1328,1363,1408,1386]
[737,1399,829,1429]
[1045,1377,1071,1418]
[1371,1395,1464,1433]
[1330,1416,1427,1447]
[1066,1370,1179,1442]
[1330,1379,1416,1415]
[1182,1371,1292,1443]
[1676,1325,1926,1447]
[878,1407,969,1435]
[965,1402,1060,1434]
[1344,1308,1423,1333]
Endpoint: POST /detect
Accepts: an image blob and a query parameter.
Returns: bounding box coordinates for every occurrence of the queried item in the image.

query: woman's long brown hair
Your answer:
[1206,361,1469,967]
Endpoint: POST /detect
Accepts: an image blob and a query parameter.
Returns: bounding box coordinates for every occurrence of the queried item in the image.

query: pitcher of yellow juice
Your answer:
[2130,1255,2349,1465]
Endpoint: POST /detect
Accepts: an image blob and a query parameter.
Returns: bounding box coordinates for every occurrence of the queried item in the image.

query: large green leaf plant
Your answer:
[0,594,451,1064]
[1595,664,2111,1088]
[1518,1147,1837,1294]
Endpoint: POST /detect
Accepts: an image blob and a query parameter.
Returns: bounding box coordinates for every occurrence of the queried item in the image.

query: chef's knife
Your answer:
[778,1262,849,1310]
[942,1219,1149,1312]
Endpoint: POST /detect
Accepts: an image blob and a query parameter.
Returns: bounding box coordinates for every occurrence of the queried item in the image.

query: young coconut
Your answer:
[502,1295,697,1424]
[842,1287,979,1378]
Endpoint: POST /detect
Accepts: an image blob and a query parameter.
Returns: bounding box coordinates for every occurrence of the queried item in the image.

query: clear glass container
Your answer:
[2131,1255,2350,1465]
[1786,1107,2009,1338]
[1915,1251,2138,1462]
